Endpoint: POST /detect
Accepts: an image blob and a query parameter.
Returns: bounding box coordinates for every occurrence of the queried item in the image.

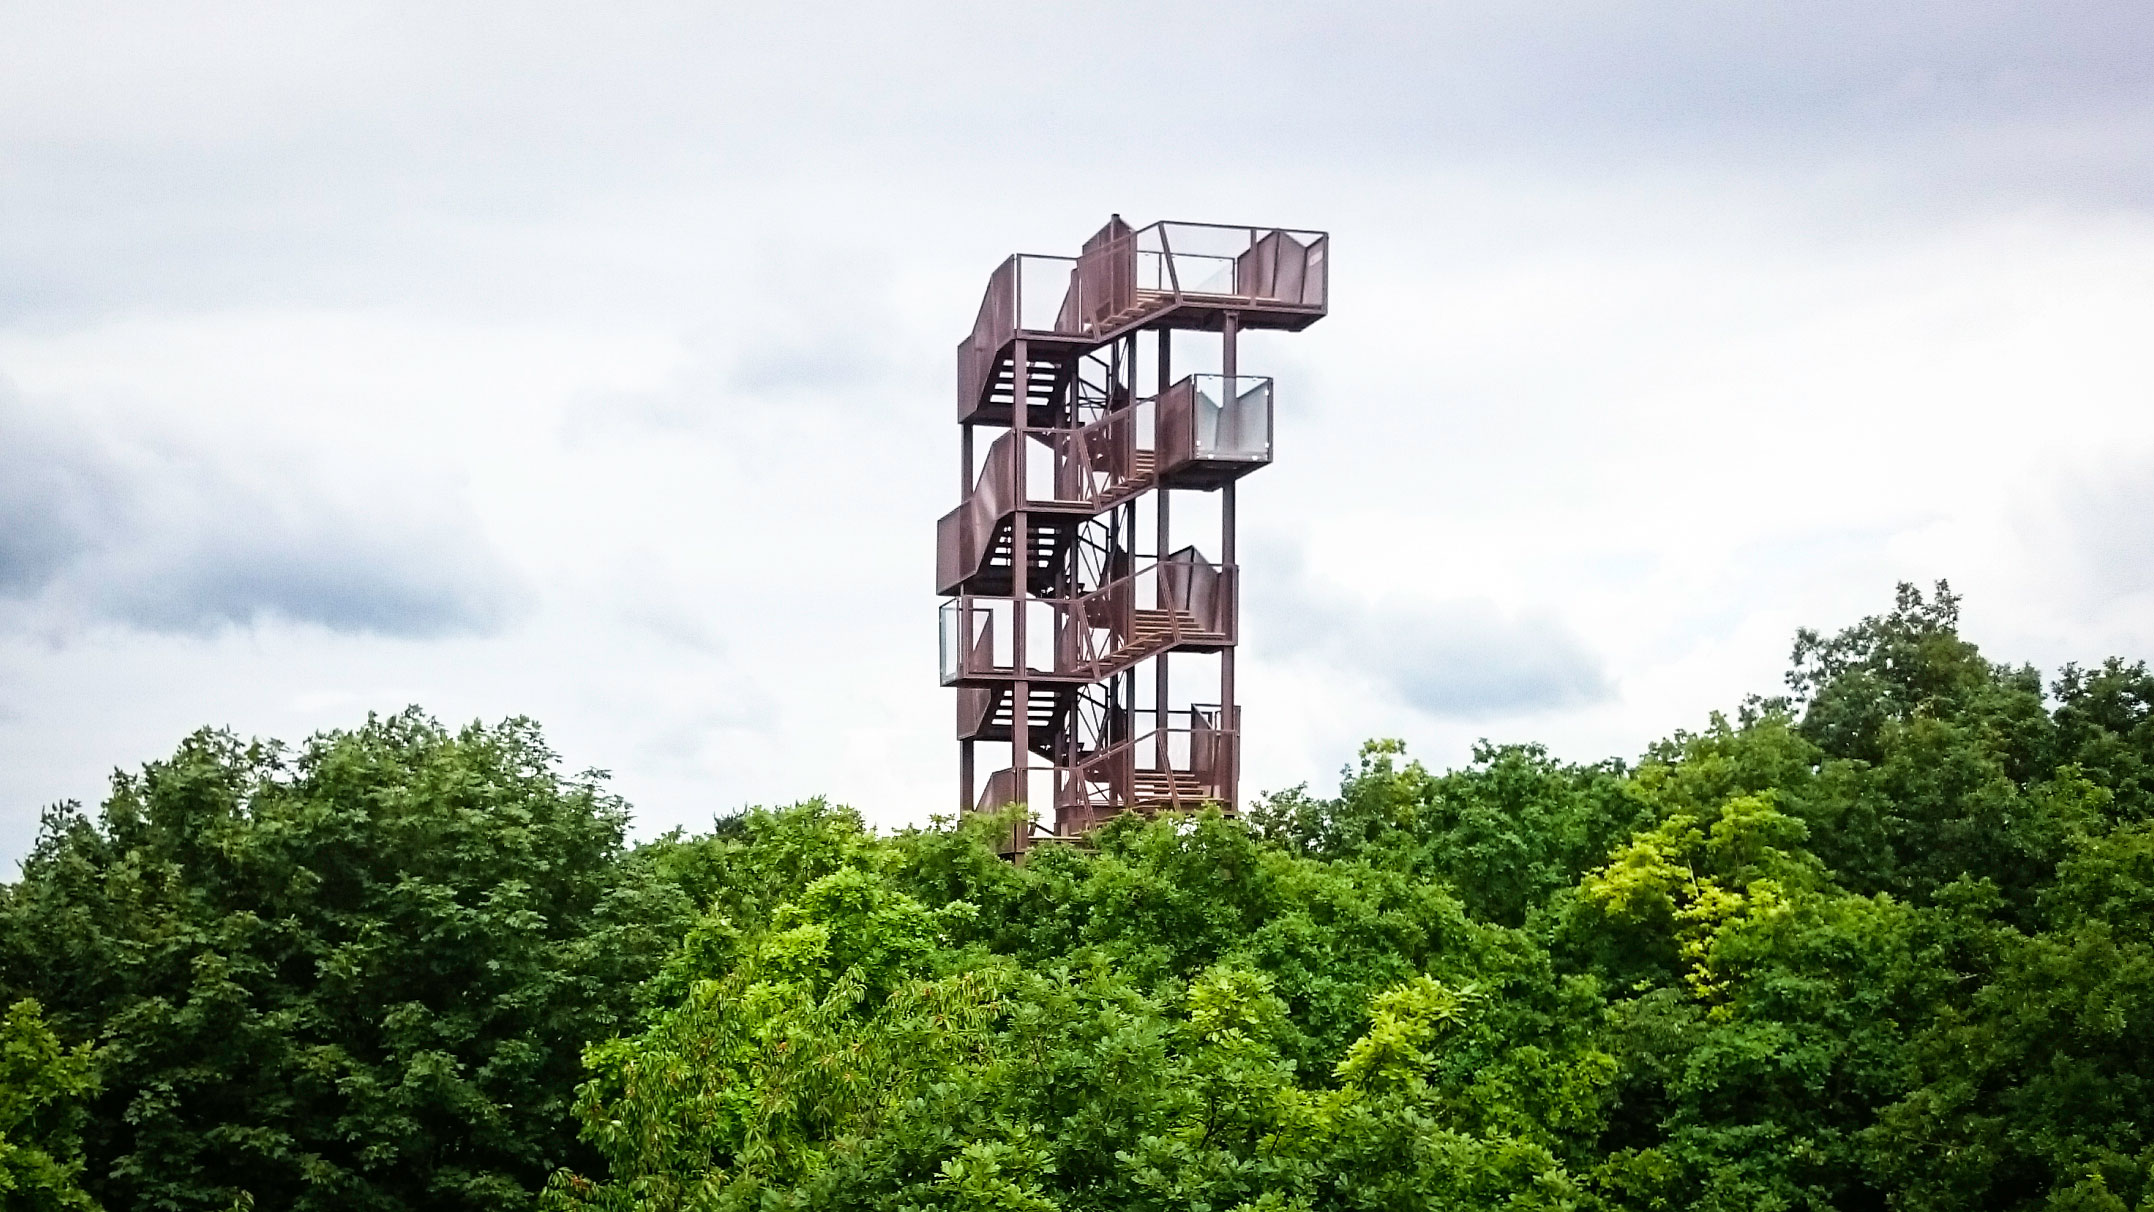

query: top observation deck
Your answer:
[959,217,1329,424]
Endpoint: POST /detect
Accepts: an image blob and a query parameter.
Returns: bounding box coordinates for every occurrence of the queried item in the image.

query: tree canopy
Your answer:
[0,712,693,1211]
[6,582,2153,1210]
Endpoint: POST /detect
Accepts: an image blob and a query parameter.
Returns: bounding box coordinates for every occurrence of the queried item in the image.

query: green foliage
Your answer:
[0,999,99,1211]
[10,581,2154,1210]
[0,710,692,1212]
[1250,739,1649,928]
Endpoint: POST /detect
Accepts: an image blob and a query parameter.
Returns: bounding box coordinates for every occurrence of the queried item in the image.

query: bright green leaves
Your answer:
[1253,739,1647,930]
[549,811,1613,1212]
[0,999,99,1212]
[1172,966,1297,1156]
[1581,794,1820,1009]
[1333,976,1481,1093]
[558,866,1013,1206]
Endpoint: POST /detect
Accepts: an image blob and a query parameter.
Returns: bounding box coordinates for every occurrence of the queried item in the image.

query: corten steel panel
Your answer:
[956,685,1074,746]
[958,255,1093,426]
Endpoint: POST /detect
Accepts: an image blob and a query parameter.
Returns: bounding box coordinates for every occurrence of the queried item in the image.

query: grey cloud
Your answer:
[0,396,122,596]
[730,337,893,399]
[1260,566,1612,717]
[0,383,522,637]
[1360,604,1615,717]
[85,504,522,638]
[4,4,2153,324]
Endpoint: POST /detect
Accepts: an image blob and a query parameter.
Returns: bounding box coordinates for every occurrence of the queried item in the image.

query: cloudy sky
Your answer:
[5,1,2153,867]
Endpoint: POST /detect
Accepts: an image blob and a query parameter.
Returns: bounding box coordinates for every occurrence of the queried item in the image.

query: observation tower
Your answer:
[937,217,1329,851]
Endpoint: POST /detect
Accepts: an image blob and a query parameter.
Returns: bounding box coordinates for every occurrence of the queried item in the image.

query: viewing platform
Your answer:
[958,219,1328,426]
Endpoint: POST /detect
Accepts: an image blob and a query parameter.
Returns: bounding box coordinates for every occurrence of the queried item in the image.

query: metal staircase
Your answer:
[939,216,1329,851]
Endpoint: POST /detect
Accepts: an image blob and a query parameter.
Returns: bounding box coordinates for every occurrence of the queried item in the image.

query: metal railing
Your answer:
[1055,705,1238,816]
[939,552,1236,686]
[1053,551,1234,681]
[1076,220,1329,334]
[958,254,1084,420]
[959,223,1327,416]
[940,372,1275,591]
[1043,400,1154,508]
[1158,374,1273,475]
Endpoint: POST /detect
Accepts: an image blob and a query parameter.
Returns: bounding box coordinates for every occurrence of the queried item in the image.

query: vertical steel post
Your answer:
[1154,327,1171,775]
[1220,312,1240,809]
[1011,335,1029,838]
[960,421,976,816]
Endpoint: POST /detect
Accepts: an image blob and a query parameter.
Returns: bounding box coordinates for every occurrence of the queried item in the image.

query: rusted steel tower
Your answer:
[938,217,1329,850]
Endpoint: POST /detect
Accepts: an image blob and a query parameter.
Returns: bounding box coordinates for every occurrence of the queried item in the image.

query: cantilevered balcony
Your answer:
[1157,374,1273,489]
[1073,218,1328,339]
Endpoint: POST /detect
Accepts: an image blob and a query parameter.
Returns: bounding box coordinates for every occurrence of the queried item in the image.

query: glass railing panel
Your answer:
[1153,222,1265,260]
[1179,254,1238,296]
[1134,249,1174,294]
[1028,430,1087,505]
[1024,404,1164,509]
[1190,375,1274,461]
[1126,223,1329,307]
[1023,598,1057,675]
[1013,255,1080,333]
[941,598,1033,682]
[938,599,963,685]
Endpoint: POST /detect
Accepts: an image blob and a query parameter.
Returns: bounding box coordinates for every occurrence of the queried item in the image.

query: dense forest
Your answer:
[3,582,2151,1211]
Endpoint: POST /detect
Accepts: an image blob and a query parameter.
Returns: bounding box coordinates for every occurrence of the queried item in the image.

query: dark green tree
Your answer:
[0,710,690,1212]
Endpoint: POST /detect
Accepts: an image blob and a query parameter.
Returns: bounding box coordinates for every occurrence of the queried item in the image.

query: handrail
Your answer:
[937,406,1158,593]
[1073,220,1329,336]
[1055,705,1240,814]
[939,555,1236,685]
[1045,402,1153,509]
[957,253,1086,422]
[1053,553,1233,682]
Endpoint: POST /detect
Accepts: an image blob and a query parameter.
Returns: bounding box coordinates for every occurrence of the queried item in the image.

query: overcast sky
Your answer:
[5,1,2153,867]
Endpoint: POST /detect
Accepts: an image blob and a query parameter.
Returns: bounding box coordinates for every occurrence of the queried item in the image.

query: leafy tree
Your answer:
[1871,816,2154,1211]
[547,806,1611,1210]
[0,710,690,1212]
[1251,740,1649,928]
[10,581,2154,1212]
[0,999,99,1211]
